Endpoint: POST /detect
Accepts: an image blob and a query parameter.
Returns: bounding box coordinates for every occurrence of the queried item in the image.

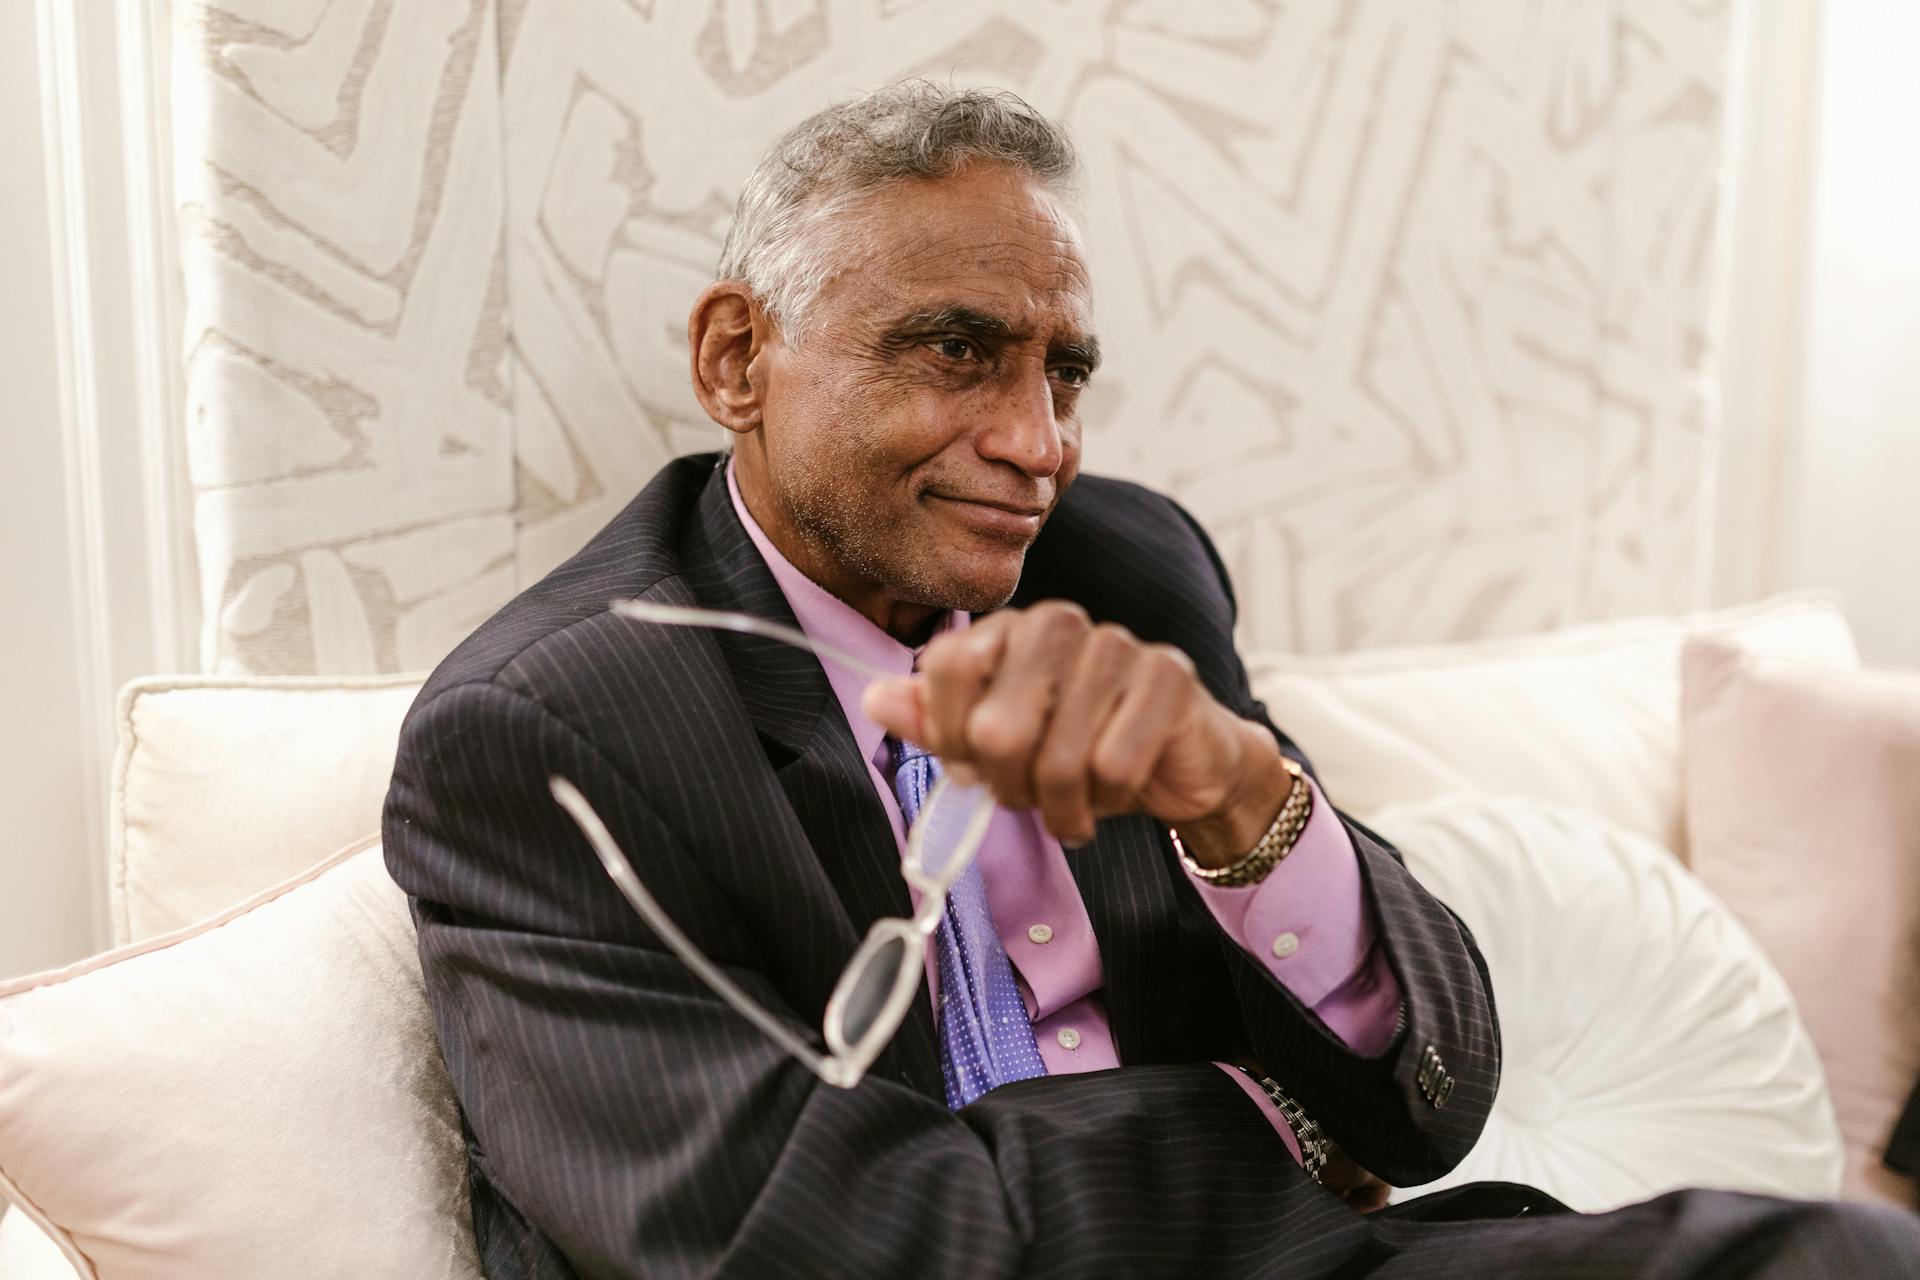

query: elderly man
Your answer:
[383,83,1918,1278]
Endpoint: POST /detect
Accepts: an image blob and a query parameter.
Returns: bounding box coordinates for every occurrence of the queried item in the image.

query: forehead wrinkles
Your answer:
[815,173,1095,336]
[884,186,1087,275]
[882,229,1094,335]
[875,167,1098,276]
[893,233,1090,295]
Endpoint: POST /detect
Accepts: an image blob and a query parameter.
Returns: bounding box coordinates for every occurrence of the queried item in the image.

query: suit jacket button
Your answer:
[1417,1045,1449,1105]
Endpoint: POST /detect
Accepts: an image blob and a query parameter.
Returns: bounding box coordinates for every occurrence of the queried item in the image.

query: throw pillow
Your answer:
[1248,590,1857,859]
[1682,635,1920,1207]
[0,840,481,1279]
[113,675,423,943]
[1370,794,1842,1211]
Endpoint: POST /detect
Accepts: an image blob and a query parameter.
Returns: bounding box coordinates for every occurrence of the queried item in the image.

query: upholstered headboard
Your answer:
[173,0,1737,674]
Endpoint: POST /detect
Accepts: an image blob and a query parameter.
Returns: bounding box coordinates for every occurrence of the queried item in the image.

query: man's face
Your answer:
[744,163,1098,626]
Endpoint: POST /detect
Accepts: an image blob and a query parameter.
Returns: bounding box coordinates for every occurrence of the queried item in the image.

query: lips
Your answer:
[948,496,1048,517]
[925,492,1049,539]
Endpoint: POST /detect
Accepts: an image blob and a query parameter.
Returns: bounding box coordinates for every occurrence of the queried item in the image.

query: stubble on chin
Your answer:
[782,468,1031,615]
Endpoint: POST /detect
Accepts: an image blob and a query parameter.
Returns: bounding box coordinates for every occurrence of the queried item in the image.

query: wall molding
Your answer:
[34,0,194,952]
[36,0,115,953]
[119,0,197,674]
[1709,0,1825,610]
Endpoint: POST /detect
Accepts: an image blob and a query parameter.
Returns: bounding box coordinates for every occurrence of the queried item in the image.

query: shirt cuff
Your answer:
[1186,778,1375,999]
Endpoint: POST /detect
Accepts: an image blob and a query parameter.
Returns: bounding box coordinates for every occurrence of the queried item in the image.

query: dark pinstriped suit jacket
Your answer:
[382,453,1501,1279]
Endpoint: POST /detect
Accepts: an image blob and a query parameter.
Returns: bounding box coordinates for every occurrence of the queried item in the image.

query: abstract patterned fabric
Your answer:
[173,0,1734,674]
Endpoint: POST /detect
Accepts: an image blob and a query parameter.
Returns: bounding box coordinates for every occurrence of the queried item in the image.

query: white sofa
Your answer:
[0,593,1859,1277]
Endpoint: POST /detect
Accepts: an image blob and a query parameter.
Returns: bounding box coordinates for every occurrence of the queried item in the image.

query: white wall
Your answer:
[0,0,100,977]
[1715,0,1920,669]
[1773,1,1920,668]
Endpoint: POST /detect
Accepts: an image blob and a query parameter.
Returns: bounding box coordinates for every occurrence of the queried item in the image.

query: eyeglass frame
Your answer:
[546,597,996,1090]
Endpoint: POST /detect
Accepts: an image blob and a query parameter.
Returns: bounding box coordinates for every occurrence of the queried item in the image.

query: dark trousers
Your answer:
[1364,1184,1920,1279]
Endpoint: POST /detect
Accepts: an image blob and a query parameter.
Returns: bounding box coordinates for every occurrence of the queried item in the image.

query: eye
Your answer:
[931,337,977,362]
[1053,365,1091,388]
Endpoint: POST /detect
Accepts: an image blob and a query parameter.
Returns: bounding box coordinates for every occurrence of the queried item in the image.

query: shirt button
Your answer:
[1271,931,1300,959]
[1027,923,1054,945]
[1055,1027,1082,1051]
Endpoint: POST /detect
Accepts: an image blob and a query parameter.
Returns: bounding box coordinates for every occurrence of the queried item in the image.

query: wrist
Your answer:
[1176,724,1294,869]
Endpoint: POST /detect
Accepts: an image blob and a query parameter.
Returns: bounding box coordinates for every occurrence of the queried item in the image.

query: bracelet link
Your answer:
[1171,757,1311,888]
[1237,1068,1329,1184]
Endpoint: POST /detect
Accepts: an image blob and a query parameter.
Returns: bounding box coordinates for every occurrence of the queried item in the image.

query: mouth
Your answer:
[923,492,1049,540]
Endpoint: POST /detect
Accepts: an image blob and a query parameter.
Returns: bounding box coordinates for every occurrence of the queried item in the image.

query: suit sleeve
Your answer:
[1163,499,1501,1187]
[384,679,1363,1280]
[1185,776,1405,1056]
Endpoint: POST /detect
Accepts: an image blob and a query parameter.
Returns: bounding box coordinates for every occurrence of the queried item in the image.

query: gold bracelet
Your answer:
[1171,757,1311,888]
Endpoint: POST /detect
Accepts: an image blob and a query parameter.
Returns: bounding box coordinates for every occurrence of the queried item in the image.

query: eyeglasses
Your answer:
[547,598,994,1090]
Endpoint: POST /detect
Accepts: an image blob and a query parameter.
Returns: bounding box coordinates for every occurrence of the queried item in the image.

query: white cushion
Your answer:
[1247,591,1857,859]
[0,841,480,1280]
[112,675,422,942]
[0,1206,78,1280]
[1374,795,1844,1211]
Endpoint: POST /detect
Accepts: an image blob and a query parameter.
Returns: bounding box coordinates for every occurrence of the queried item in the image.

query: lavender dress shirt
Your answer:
[727,463,1403,1160]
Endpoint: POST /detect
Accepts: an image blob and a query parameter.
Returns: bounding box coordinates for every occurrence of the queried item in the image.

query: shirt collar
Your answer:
[725,456,967,771]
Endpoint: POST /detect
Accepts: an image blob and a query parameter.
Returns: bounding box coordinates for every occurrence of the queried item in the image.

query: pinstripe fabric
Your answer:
[384,453,1920,1278]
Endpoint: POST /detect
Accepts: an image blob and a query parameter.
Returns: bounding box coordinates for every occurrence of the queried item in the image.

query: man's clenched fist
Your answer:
[861,601,1290,866]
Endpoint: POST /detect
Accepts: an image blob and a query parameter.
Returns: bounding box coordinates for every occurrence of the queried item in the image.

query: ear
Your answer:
[687,280,775,436]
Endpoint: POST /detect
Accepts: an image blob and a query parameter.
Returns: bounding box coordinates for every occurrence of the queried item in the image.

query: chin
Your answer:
[910,550,1027,614]
[868,504,1040,611]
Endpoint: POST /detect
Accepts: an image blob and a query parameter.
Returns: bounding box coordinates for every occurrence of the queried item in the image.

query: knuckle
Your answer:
[964,707,1028,761]
[1146,643,1196,681]
[1090,752,1128,790]
[1033,746,1083,795]
[1087,621,1136,659]
[1089,747,1149,797]
[1032,599,1091,635]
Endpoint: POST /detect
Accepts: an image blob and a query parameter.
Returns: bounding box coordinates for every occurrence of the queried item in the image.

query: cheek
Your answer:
[1057,413,1084,463]
[777,355,991,483]
[869,385,985,474]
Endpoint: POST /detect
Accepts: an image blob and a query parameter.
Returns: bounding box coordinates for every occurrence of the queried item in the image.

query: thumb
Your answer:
[861,676,927,744]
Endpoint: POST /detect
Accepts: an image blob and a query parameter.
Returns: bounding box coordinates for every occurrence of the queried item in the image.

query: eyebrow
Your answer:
[889,304,1102,373]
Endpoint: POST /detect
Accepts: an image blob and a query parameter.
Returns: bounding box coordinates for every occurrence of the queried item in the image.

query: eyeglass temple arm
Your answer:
[611,599,897,683]
[547,776,854,1087]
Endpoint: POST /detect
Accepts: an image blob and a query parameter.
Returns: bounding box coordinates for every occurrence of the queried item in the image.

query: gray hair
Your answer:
[716,80,1081,340]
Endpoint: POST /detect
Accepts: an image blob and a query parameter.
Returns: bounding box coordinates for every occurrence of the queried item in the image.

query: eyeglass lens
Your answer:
[840,932,913,1046]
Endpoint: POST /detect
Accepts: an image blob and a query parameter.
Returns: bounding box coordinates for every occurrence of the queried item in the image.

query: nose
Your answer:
[974,359,1064,479]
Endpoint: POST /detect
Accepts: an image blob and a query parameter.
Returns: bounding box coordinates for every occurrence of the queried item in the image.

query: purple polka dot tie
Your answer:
[889,737,1048,1109]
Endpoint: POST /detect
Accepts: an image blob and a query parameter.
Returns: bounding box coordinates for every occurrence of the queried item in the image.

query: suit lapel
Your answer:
[678,461,942,1097]
[774,726,942,1096]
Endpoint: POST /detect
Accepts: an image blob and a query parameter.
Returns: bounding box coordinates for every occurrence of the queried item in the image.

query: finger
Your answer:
[1350,1178,1392,1214]
[917,618,1009,762]
[962,602,1091,809]
[1031,624,1135,844]
[1085,644,1194,817]
[861,677,927,746]
[1318,1149,1360,1194]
